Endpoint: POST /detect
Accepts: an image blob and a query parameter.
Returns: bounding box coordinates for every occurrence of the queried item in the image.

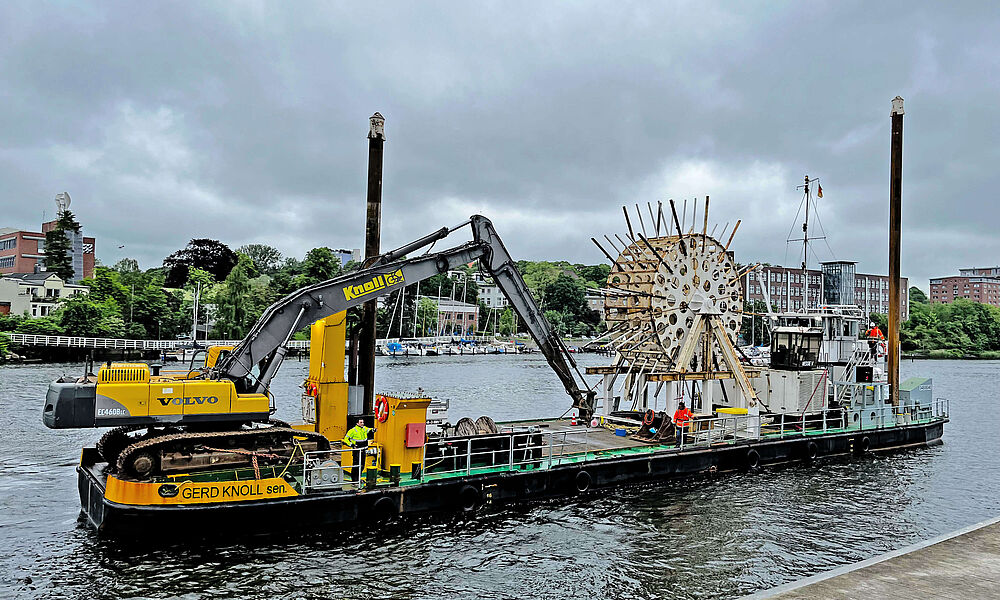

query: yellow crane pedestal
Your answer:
[294,313,350,443]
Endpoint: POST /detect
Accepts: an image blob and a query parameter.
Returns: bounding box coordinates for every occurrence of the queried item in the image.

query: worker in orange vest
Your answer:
[673,401,693,447]
[867,323,885,357]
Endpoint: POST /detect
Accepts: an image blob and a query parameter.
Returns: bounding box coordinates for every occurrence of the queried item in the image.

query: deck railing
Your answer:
[299,398,949,494]
[677,397,950,449]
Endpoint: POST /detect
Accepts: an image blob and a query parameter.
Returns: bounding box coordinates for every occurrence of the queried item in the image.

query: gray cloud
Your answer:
[1,1,998,289]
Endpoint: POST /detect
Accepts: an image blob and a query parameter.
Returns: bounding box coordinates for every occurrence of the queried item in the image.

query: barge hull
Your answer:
[79,419,945,535]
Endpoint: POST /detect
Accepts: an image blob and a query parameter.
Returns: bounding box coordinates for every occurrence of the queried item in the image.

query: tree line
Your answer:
[0,239,610,343]
[5,232,1000,359]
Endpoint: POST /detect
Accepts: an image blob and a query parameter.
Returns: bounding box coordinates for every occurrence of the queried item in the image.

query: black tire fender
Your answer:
[458,484,481,513]
[805,441,819,462]
[371,496,397,522]
[746,448,761,470]
[856,436,871,455]
[575,470,592,493]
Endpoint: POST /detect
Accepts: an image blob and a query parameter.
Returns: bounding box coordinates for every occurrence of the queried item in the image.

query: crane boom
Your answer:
[216,215,596,417]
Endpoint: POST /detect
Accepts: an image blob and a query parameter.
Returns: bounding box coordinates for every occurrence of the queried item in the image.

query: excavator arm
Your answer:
[468,216,597,417]
[215,215,596,417]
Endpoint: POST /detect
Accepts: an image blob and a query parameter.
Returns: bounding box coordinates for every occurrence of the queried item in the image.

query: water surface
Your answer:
[1,356,994,599]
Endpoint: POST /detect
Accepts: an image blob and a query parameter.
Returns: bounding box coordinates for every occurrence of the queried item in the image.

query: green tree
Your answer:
[44,210,81,281]
[544,309,567,336]
[541,272,602,336]
[83,267,129,307]
[416,297,439,336]
[299,247,342,286]
[57,296,105,336]
[113,258,140,274]
[909,286,928,305]
[499,308,516,336]
[544,273,586,315]
[237,244,283,274]
[185,267,216,292]
[574,263,611,288]
[517,260,565,306]
[214,255,254,338]
[163,238,239,286]
[55,295,127,337]
[15,316,63,335]
[0,314,24,332]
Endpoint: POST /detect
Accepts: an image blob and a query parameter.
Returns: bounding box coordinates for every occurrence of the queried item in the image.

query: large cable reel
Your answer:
[601,204,742,372]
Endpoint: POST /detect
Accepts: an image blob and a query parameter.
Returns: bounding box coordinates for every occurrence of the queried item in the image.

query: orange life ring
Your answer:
[375,396,390,423]
[304,382,318,397]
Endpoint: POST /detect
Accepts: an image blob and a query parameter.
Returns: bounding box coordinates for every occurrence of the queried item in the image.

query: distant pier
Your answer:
[745,516,1000,599]
[4,333,510,351]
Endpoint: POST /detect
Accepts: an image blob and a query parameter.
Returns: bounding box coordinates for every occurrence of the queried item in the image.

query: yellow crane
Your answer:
[43,215,594,480]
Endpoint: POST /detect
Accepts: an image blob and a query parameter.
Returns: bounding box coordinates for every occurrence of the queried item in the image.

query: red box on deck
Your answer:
[404,422,426,448]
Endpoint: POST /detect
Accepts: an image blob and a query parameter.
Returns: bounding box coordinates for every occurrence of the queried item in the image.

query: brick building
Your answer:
[437,299,479,336]
[742,260,908,320]
[929,267,1000,306]
[0,218,95,282]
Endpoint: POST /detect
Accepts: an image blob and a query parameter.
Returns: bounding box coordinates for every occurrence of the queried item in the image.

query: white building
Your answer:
[0,272,89,317]
[479,280,509,309]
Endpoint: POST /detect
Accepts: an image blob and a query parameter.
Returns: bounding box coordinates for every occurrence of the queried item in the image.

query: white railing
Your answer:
[5,333,535,351]
[425,429,594,478]
[675,397,950,449]
[302,445,382,493]
[297,399,949,495]
[4,334,271,350]
[300,429,596,494]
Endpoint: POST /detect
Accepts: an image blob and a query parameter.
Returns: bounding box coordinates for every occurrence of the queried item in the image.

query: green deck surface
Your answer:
[154,416,945,492]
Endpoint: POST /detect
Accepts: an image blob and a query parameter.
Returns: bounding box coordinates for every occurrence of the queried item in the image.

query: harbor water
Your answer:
[1,356,997,599]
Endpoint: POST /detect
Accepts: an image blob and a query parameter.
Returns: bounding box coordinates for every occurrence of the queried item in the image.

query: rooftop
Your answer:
[3,272,59,281]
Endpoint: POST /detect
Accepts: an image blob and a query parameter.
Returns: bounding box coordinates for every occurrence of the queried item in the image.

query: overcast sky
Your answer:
[2,2,997,289]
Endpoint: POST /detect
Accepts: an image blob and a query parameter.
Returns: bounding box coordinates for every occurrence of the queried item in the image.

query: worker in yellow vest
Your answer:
[343,418,373,481]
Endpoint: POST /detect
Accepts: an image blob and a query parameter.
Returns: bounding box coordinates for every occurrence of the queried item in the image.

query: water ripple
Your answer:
[0,357,994,599]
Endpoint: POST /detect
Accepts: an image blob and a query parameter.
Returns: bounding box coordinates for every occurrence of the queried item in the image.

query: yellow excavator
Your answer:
[43,215,595,479]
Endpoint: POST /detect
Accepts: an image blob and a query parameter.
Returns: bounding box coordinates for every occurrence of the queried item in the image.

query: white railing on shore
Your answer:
[3,334,292,350]
[5,333,529,350]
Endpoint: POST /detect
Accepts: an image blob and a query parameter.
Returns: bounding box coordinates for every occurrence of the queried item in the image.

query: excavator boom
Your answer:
[216,215,596,416]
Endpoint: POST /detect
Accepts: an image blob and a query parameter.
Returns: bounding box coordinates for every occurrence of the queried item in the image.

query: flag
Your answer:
[817,184,823,198]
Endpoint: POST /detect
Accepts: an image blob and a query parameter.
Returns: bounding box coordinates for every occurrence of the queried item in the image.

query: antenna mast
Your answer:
[802,175,810,307]
[792,175,823,310]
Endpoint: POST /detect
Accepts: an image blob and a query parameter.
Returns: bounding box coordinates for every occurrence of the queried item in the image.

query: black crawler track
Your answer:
[96,424,148,465]
[115,424,330,479]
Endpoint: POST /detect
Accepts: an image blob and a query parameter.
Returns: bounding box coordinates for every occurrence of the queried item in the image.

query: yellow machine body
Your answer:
[373,395,430,474]
[93,361,269,426]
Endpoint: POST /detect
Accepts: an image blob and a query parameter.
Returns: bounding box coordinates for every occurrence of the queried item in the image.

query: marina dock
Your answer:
[746,516,1000,599]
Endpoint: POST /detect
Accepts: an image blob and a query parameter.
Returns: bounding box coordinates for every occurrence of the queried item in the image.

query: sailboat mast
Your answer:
[191,282,200,342]
[802,174,810,310]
